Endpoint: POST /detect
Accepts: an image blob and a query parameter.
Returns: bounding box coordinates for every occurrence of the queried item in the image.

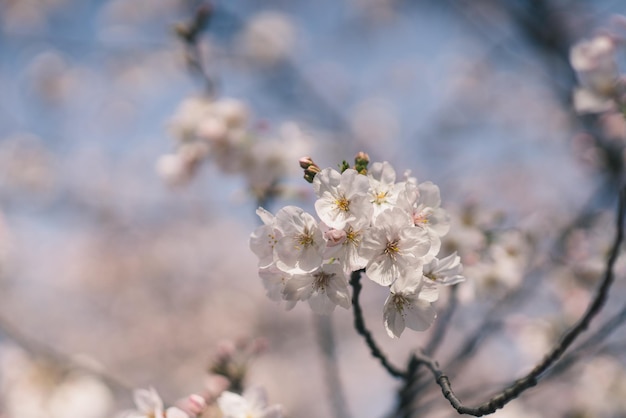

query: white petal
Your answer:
[218,391,248,417]
[383,296,405,338]
[243,386,269,411]
[134,388,162,414]
[404,299,436,332]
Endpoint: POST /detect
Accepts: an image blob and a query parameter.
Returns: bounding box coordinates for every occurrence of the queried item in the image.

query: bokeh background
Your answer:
[2,0,626,417]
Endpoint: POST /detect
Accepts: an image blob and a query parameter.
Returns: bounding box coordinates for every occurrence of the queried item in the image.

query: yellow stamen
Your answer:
[335,196,350,212]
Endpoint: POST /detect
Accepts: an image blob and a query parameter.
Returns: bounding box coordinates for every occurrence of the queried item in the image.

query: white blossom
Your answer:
[217,387,283,418]
[250,207,281,269]
[282,263,351,314]
[322,217,369,274]
[383,273,439,338]
[313,168,372,230]
[367,161,402,218]
[423,252,465,285]
[360,207,431,286]
[273,206,326,273]
[258,265,297,310]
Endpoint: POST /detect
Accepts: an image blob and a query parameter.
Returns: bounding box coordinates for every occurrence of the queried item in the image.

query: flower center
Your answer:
[296,228,314,248]
[384,239,400,259]
[345,227,361,246]
[391,292,409,312]
[313,271,336,291]
[374,191,387,205]
[335,196,350,212]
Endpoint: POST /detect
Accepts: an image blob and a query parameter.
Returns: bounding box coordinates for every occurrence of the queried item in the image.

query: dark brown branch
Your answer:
[412,186,626,416]
[349,269,406,379]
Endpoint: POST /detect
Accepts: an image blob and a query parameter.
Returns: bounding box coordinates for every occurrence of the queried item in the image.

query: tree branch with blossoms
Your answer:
[407,186,625,416]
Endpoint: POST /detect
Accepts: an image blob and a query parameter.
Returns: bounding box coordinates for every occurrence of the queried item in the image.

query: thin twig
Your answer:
[349,269,406,379]
[411,187,625,416]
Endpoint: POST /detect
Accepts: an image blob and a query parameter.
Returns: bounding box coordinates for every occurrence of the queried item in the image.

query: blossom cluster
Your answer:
[250,155,465,338]
[158,96,310,201]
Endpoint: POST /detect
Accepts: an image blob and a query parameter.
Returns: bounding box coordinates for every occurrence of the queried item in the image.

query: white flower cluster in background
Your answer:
[570,35,625,114]
[250,156,465,338]
[158,96,311,200]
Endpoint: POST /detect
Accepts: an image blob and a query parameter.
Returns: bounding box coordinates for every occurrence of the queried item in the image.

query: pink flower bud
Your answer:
[325,228,347,247]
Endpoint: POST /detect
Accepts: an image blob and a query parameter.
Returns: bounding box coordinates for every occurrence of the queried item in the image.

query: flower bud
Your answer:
[354,151,370,174]
[324,228,347,247]
[299,156,321,183]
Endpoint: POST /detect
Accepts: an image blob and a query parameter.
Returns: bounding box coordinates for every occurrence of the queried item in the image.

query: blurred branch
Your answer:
[0,312,133,394]
[424,284,460,357]
[411,186,626,416]
[176,2,217,96]
[349,269,406,379]
[313,314,352,418]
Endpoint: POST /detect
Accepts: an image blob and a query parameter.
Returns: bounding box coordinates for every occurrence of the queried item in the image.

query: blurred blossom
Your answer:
[163,95,313,201]
[1,0,70,33]
[464,229,531,297]
[573,356,626,417]
[25,51,70,103]
[0,133,56,196]
[570,35,623,114]
[120,387,188,418]
[237,11,296,67]
[0,346,113,418]
[349,0,398,23]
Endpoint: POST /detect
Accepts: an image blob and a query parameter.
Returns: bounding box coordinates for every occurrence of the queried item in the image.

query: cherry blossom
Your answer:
[273,206,326,273]
[360,207,431,286]
[423,252,465,285]
[282,263,351,314]
[313,168,372,230]
[383,273,439,338]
